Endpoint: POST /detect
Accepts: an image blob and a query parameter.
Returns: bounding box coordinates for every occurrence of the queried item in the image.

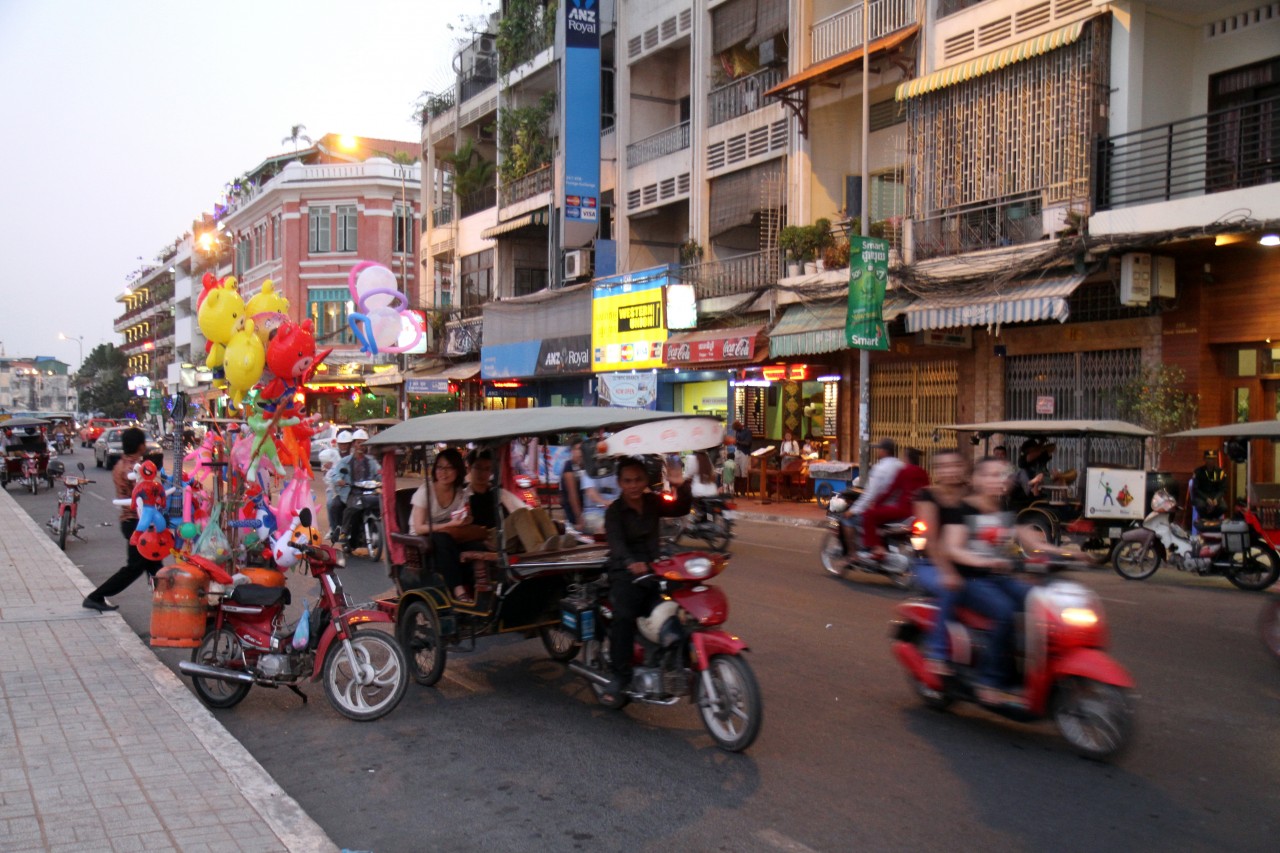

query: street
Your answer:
[10,463,1279,852]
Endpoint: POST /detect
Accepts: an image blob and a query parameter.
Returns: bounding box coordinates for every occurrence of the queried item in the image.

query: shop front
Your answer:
[660,324,770,421]
[481,284,594,408]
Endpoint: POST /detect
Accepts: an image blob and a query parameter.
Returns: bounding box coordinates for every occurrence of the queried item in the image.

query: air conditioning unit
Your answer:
[477,36,496,54]
[564,249,592,281]
[758,36,785,67]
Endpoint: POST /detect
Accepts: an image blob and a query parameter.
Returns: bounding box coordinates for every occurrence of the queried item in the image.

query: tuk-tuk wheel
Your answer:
[1017,508,1059,546]
[398,599,447,686]
[540,624,581,662]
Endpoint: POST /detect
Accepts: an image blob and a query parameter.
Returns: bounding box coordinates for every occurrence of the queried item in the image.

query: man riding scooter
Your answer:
[841,437,905,560]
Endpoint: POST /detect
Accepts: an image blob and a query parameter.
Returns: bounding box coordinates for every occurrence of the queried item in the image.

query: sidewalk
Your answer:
[729,495,827,528]
[0,491,335,852]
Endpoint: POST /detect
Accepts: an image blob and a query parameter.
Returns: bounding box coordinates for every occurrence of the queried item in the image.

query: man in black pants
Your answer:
[601,457,692,702]
[83,428,163,612]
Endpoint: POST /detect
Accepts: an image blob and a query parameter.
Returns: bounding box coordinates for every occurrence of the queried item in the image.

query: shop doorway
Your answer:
[871,360,959,471]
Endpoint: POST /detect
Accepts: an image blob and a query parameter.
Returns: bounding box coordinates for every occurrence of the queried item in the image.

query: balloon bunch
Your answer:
[345,261,423,355]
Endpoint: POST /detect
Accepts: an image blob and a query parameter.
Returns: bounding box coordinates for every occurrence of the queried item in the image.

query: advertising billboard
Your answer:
[561,0,601,250]
[591,265,671,371]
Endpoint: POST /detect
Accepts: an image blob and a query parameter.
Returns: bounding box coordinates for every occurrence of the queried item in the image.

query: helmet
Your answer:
[336,430,354,444]
[352,428,369,441]
[829,494,850,514]
[47,459,65,478]
[318,448,341,467]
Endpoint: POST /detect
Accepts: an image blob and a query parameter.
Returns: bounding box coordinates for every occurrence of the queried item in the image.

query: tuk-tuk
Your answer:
[367,407,762,751]
[941,419,1156,554]
[1,416,53,493]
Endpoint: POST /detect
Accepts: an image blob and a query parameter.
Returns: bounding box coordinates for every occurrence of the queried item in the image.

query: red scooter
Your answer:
[179,532,407,721]
[566,551,763,752]
[45,460,92,550]
[891,556,1134,760]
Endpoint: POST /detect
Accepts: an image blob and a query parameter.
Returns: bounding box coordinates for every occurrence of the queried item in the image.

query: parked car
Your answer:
[310,423,352,467]
[79,417,118,447]
[93,427,164,471]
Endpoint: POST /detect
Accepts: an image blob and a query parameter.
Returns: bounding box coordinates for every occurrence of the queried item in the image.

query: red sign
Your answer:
[664,332,757,365]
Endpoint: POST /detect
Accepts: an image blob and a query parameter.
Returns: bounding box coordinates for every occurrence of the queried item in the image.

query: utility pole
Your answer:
[858,0,872,475]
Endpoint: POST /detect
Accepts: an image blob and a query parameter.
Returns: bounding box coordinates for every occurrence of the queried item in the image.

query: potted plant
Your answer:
[679,239,704,266]
[779,226,806,277]
[822,239,850,270]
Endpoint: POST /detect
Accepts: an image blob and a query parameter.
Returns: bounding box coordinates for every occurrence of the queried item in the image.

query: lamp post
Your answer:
[58,332,84,370]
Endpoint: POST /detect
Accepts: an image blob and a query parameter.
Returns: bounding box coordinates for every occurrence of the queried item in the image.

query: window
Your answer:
[272,214,282,259]
[309,206,331,253]
[337,205,358,252]
[394,204,413,254]
[459,250,493,309]
[236,237,251,276]
[307,287,353,345]
[868,99,906,133]
[869,170,905,223]
[514,268,548,297]
[252,227,264,267]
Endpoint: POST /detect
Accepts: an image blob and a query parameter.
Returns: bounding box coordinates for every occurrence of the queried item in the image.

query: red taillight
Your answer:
[662,492,676,502]
[912,519,927,535]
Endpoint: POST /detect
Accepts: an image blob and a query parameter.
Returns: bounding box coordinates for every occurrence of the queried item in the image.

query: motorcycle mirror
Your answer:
[77,462,86,473]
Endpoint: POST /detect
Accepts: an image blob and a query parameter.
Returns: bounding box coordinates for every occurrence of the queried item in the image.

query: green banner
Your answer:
[846,236,890,351]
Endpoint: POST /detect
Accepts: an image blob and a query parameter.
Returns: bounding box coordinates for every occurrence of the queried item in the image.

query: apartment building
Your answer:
[114,247,178,386]
[0,357,74,414]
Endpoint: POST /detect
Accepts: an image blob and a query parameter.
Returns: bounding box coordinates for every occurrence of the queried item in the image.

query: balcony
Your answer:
[911,194,1062,261]
[499,164,553,208]
[627,121,691,168]
[811,0,917,66]
[432,204,455,228]
[708,67,786,127]
[459,186,497,218]
[680,249,784,300]
[1095,94,1280,212]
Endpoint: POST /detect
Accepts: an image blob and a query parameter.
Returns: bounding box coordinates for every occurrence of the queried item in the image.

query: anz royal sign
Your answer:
[566,0,598,41]
[561,0,600,251]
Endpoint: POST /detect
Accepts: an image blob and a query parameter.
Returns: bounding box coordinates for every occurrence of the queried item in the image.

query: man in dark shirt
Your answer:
[83,428,163,611]
[602,457,692,699]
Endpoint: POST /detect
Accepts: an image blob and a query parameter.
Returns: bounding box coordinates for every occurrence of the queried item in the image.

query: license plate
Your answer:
[1109,527,1123,539]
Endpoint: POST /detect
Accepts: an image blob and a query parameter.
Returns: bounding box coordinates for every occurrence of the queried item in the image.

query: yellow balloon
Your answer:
[198,287,246,345]
[205,342,226,369]
[246,280,290,346]
[223,320,265,404]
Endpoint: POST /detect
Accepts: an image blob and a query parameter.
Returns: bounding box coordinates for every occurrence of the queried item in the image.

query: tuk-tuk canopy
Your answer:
[2,417,51,430]
[938,419,1153,438]
[367,407,718,449]
[1169,420,1280,440]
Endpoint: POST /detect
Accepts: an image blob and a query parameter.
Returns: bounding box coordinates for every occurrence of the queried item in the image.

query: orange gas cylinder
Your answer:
[150,563,209,648]
[240,566,287,588]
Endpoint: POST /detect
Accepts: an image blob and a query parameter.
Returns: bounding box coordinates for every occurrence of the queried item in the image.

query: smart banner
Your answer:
[561,0,601,250]
[591,265,672,371]
[846,236,890,350]
[597,372,658,409]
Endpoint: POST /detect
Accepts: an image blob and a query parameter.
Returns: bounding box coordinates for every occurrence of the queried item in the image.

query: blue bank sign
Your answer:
[561,0,600,250]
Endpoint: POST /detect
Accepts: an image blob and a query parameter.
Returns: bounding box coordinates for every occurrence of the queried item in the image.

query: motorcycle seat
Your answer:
[228,584,291,607]
[954,606,996,632]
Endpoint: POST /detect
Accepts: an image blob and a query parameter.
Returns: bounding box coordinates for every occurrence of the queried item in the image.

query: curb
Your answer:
[734,509,827,529]
[3,491,338,853]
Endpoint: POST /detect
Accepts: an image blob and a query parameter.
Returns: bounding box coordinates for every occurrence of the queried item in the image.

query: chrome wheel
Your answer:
[1052,677,1132,760]
[695,654,762,752]
[322,630,407,721]
[1112,540,1160,580]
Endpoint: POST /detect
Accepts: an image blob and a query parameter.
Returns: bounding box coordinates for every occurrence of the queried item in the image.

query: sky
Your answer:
[0,0,496,369]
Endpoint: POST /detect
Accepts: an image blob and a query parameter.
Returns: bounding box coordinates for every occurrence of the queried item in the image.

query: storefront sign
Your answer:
[664,331,757,365]
[483,334,591,379]
[665,284,698,330]
[846,236,890,351]
[561,0,600,250]
[597,373,658,409]
[1085,467,1147,521]
[405,378,450,395]
[1035,395,1055,415]
[591,266,672,371]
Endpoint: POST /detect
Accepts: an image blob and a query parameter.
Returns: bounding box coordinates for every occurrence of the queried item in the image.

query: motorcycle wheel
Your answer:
[57,509,71,551]
[886,548,914,591]
[363,515,383,563]
[540,624,581,662]
[190,629,252,709]
[1258,598,1280,660]
[820,530,848,577]
[1112,540,1161,580]
[398,599,446,686]
[28,475,37,496]
[322,629,407,721]
[695,654,763,753]
[1051,676,1133,761]
[1226,545,1280,591]
[704,518,732,553]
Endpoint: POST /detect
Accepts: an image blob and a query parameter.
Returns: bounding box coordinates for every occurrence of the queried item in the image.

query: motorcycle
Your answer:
[21,452,42,495]
[670,495,736,552]
[891,554,1135,760]
[566,551,763,752]
[819,489,925,590]
[54,433,73,455]
[344,479,384,562]
[178,540,407,721]
[45,460,93,550]
[1111,489,1280,590]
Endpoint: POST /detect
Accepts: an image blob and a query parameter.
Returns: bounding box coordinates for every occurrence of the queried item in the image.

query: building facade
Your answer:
[0,357,75,414]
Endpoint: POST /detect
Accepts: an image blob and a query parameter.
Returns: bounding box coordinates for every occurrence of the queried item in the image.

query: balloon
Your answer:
[246,280,290,346]
[370,306,403,349]
[197,286,245,348]
[135,529,175,562]
[350,261,398,311]
[223,320,265,404]
[345,260,419,355]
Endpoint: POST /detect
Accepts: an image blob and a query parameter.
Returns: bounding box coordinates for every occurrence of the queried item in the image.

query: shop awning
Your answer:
[895,18,1094,101]
[769,297,910,357]
[480,210,549,240]
[405,361,482,382]
[766,24,920,100]
[902,275,1085,332]
[664,325,766,366]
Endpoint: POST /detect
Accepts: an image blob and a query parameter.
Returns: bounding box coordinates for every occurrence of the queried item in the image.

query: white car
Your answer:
[310,423,352,467]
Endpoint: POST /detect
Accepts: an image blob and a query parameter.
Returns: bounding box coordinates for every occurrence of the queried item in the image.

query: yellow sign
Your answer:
[591,281,667,371]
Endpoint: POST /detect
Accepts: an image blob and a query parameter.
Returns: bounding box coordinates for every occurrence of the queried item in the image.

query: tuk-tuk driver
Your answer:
[601,456,693,703]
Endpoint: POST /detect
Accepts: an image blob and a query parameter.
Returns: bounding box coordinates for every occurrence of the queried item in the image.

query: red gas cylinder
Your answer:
[150,562,208,648]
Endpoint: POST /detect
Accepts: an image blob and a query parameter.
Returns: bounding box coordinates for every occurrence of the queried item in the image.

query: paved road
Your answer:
[14,461,1279,851]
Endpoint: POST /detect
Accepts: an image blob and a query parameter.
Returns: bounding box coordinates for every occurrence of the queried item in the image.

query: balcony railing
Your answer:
[811,0,917,66]
[627,121,691,168]
[911,194,1056,261]
[432,204,454,228]
[1095,94,1280,212]
[680,249,785,300]
[458,186,497,218]
[459,69,496,104]
[499,164,553,207]
[708,67,786,127]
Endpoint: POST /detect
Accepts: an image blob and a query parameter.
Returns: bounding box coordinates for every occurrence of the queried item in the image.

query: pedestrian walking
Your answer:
[83,427,163,612]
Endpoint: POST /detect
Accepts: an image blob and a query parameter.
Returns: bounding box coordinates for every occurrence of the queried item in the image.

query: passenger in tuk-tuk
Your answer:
[601,456,693,703]
[409,449,475,599]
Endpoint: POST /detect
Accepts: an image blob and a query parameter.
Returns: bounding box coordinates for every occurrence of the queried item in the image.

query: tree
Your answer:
[282,124,312,152]
[1111,364,1199,470]
[76,343,140,419]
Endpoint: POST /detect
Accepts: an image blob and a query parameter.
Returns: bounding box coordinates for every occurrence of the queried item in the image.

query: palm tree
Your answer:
[282,124,312,152]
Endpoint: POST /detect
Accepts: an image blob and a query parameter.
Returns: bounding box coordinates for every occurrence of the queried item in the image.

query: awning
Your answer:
[405,361,482,382]
[895,18,1093,101]
[766,24,920,99]
[480,209,549,239]
[902,275,1085,332]
[664,325,766,366]
[769,296,910,357]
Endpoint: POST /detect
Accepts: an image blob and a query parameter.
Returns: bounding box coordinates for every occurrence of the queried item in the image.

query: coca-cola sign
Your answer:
[665,331,758,364]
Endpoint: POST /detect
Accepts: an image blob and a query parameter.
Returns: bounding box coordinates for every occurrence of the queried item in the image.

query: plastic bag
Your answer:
[291,603,310,650]
[192,503,233,565]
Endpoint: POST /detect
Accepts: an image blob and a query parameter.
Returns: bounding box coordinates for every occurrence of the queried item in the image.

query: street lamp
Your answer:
[58,332,84,369]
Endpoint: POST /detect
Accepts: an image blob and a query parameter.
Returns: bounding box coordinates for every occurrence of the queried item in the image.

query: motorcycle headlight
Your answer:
[1060,607,1099,628]
[684,557,712,578]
